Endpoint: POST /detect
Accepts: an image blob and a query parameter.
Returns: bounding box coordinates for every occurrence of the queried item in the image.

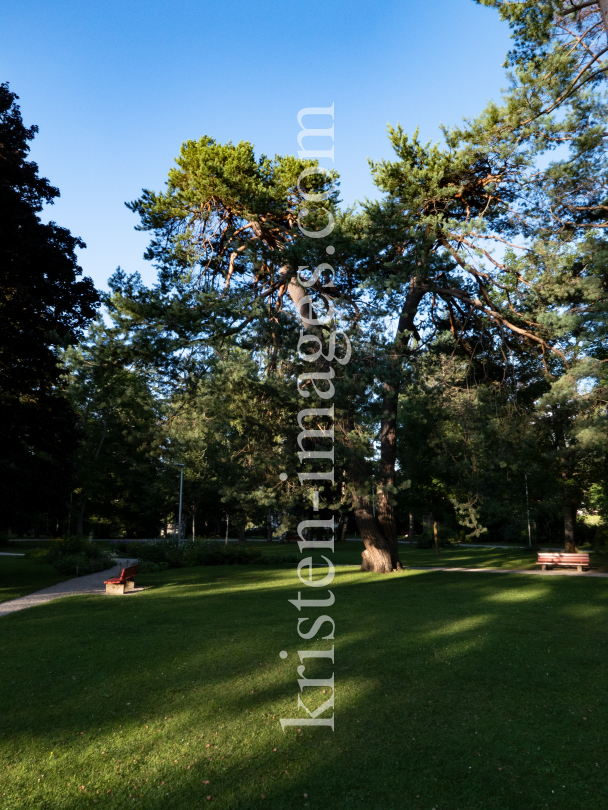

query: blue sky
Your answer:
[2,0,512,291]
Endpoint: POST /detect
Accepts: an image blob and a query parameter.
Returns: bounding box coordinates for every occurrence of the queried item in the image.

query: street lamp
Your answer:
[174,463,185,541]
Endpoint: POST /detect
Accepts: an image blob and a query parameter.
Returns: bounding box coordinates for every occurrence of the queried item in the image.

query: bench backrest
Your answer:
[537,553,589,563]
[119,564,138,582]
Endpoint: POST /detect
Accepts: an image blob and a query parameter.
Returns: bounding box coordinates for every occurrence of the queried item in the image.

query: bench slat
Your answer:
[536,552,589,571]
[104,563,138,586]
[538,554,589,560]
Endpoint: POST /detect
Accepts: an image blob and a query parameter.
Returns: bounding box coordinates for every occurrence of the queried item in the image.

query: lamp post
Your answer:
[174,463,185,541]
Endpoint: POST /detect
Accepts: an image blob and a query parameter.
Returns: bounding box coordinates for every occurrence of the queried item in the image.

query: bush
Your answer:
[137,560,170,574]
[51,553,114,576]
[45,536,113,576]
[107,539,296,568]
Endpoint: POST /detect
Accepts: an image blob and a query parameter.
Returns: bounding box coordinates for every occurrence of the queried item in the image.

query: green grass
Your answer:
[0,554,72,603]
[255,542,558,570]
[1,564,608,809]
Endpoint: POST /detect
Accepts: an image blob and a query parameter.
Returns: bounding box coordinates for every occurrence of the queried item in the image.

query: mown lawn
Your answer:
[255,542,563,570]
[1,564,607,809]
[0,555,72,603]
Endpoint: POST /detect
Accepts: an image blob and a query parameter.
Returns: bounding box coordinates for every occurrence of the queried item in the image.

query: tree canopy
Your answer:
[0,83,99,532]
[5,4,608,567]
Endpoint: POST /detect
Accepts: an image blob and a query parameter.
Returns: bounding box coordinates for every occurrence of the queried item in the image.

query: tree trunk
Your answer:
[351,487,403,572]
[354,498,396,571]
[408,511,415,542]
[266,512,273,542]
[564,501,576,553]
[598,0,608,38]
[376,277,427,547]
[337,514,348,542]
[238,523,246,543]
[281,261,423,573]
[77,501,86,536]
[434,519,440,557]
[192,512,196,541]
[377,385,399,546]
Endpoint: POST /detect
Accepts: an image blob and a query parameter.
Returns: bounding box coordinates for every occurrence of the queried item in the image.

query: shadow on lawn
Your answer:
[1,567,608,809]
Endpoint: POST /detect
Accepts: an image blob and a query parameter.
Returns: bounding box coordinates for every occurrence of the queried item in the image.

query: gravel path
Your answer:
[0,558,139,618]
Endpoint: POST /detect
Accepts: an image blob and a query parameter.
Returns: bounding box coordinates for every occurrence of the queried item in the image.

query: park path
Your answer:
[0,558,139,618]
[1,559,605,620]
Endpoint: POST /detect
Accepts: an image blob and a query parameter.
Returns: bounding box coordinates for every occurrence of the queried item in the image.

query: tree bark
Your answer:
[564,501,576,552]
[354,491,402,572]
[238,523,246,543]
[266,512,273,543]
[434,519,440,557]
[337,514,348,542]
[408,511,415,542]
[347,455,403,571]
[598,0,608,38]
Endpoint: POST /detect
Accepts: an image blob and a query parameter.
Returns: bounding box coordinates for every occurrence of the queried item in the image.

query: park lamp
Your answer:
[174,463,185,541]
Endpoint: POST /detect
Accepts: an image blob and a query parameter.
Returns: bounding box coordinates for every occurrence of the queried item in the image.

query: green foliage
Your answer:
[50,552,114,576]
[136,560,169,574]
[10,9,608,558]
[0,83,99,533]
[112,538,297,568]
[44,535,113,576]
[62,318,167,539]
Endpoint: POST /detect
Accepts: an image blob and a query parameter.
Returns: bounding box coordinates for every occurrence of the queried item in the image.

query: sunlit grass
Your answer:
[1,565,607,808]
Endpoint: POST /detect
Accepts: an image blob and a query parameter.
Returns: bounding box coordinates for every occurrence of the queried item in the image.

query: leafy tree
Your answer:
[63,319,165,538]
[0,83,98,533]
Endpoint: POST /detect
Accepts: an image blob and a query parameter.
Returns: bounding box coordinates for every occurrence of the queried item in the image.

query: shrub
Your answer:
[107,539,296,568]
[137,560,170,574]
[51,553,114,576]
[46,536,113,576]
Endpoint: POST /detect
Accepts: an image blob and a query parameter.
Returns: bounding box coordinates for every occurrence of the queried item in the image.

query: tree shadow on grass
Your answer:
[0,566,607,809]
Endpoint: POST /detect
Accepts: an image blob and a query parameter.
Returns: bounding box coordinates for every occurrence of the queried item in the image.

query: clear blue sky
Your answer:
[2,0,511,291]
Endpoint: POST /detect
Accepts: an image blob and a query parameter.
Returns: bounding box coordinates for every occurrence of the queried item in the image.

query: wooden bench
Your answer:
[537,552,590,572]
[104,563,138,594]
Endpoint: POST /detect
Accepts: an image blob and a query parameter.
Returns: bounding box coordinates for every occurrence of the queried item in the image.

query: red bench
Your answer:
[537,552,590,573]
[104,563,138,594]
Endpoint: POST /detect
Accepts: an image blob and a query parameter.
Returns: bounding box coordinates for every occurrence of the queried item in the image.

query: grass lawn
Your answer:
[0,555,73,603]
[1,564,607,809]
[255,542,569,570]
